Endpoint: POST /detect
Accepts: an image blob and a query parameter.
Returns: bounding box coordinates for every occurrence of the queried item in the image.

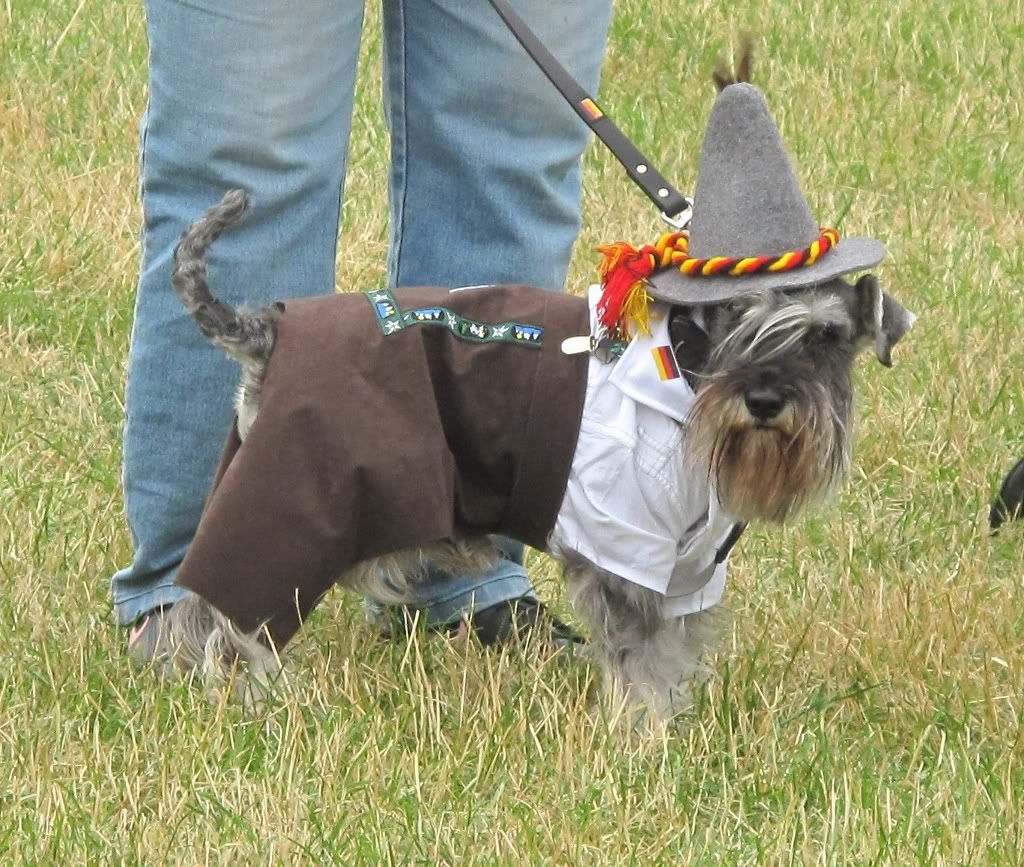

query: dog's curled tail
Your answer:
[172,189,278,366]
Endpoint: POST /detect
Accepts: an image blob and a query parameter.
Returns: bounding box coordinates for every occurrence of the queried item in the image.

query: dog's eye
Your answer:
[819,324,839,342]
[804,324,842,351]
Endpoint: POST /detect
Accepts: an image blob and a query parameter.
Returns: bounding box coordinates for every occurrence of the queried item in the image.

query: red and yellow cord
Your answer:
[595,228,840,338]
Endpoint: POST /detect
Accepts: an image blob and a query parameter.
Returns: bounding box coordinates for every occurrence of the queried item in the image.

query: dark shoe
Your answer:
[461,597,585,648]
[378,597,585,649]
[991,457,1024,530]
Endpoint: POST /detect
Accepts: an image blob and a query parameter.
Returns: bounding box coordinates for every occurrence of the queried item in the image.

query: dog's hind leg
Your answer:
[341,539,501,606]
[564,555,719,719]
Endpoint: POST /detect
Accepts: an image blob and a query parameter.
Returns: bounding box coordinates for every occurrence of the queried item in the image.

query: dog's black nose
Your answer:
[744,387,784,420]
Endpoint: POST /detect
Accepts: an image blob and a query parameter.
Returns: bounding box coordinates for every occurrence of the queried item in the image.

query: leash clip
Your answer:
[661,197,694,230]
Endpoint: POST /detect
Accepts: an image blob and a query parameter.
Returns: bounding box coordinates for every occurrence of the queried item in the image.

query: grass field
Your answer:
[2,0,1023,863]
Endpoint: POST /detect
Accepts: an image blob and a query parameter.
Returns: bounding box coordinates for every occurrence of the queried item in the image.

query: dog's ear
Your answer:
[852,274,917,367]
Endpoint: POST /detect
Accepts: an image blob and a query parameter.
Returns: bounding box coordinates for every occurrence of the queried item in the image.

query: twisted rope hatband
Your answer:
[595,228,840,338]
[650,227,840,276]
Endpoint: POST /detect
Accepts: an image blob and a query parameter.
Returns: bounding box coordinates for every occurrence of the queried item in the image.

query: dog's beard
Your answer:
[687,383,849,523]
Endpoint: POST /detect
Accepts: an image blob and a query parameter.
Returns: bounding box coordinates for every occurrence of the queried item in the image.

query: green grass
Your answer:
[2,0,1023,863]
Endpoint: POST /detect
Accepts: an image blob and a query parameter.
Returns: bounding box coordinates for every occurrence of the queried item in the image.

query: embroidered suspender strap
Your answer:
[485,0,691,227]
[367,289,545,348]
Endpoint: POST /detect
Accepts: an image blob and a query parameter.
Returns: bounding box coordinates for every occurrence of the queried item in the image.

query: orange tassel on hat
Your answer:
[596,241,657,338]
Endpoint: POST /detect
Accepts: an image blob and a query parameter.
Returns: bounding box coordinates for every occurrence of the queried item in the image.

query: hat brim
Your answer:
[646,237,885,305]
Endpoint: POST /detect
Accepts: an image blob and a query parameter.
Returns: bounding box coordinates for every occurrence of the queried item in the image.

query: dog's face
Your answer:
[672,274,915,523]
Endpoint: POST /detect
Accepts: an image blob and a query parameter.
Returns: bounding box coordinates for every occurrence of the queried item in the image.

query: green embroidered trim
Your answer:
[367,289,544,348]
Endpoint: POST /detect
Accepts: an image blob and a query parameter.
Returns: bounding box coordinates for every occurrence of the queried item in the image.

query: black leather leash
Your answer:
[487,0,692,228]
[488,1,747,565]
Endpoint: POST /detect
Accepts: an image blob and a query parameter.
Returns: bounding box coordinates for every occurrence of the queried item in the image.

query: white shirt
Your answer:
[549,287,739,618]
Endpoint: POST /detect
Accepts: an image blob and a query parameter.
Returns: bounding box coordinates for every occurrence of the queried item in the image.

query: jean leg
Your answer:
[384,0,612,290]
[374,0,612,622]
[113,0,365,625]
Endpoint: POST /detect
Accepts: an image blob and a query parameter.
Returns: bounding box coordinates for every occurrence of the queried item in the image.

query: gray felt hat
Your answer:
[647,83,885,305]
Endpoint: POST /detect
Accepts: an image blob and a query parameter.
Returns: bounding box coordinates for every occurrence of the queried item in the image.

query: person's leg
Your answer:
[114,0,365,628]
[375,0,612,627]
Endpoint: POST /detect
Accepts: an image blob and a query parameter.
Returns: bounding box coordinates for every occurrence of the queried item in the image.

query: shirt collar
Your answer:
[586,286,696,423]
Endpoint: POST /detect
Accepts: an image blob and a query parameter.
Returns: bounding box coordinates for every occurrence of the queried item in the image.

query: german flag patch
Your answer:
[579,98,603,121]
[651,345,680,381]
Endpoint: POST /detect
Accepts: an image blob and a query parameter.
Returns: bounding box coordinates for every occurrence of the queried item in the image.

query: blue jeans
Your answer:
[113,0,612,627]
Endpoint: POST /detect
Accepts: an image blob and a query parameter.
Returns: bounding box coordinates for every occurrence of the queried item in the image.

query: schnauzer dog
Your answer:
[153,74,914,719]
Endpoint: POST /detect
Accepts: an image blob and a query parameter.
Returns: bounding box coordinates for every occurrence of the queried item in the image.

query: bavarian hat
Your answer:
[646,82,884,304]
[596,81,886,335]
